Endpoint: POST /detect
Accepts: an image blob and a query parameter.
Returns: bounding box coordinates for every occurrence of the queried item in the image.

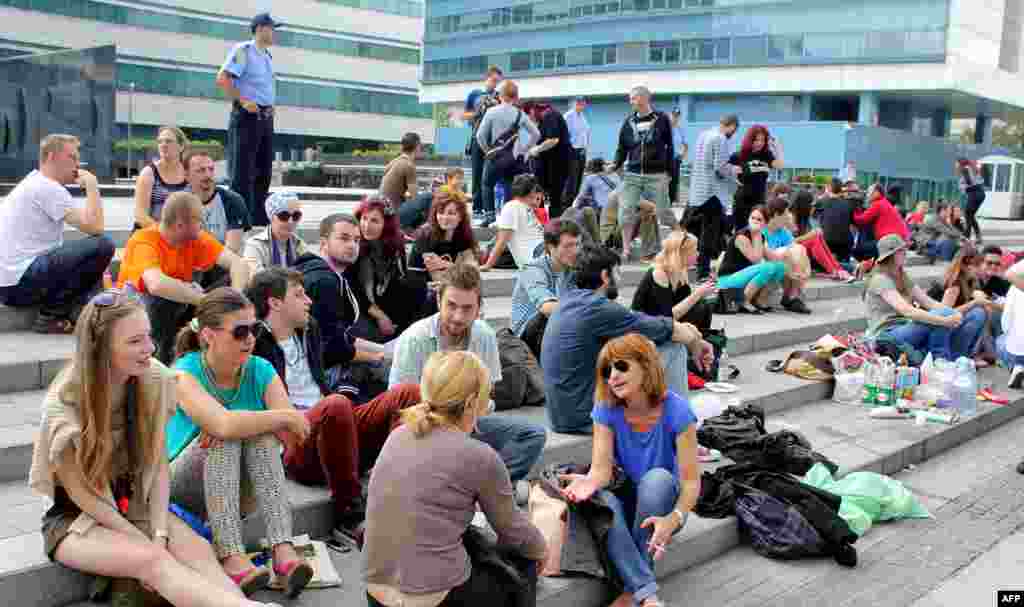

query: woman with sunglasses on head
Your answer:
[632,231,714,339]
[168,287,314,599]
[30,290,284,607]
[352,195,428,341]
[562,334,700,607]
[244,191,311,274]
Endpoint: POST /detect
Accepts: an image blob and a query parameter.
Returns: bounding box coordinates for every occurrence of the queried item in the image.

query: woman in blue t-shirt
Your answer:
[561,334,700,607]
[167,288,315,599]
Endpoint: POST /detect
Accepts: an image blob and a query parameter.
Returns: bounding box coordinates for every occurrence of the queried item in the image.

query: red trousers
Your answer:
[283,384,421,517]
[802,231,844,276]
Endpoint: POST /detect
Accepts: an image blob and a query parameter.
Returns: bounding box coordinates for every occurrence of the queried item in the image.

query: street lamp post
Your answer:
[127,82,135,177]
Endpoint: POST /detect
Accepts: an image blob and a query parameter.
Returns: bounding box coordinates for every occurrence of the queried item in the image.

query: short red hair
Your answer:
[595,334,668,408]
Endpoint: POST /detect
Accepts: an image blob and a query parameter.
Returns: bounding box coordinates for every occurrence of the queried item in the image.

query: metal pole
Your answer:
[128,82,135,177]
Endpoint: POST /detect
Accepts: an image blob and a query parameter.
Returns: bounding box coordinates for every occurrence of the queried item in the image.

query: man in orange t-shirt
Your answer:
[119,191,251,362]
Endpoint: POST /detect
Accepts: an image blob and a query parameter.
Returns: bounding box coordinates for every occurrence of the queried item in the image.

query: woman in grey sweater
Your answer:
[363,351,547,607]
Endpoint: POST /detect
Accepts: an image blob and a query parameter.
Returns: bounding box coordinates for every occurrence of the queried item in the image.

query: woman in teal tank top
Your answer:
[167,288,314,599]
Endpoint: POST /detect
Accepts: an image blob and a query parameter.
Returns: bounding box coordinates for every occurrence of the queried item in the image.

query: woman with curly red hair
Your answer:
[352,195,428,341]
[729,124,784,231]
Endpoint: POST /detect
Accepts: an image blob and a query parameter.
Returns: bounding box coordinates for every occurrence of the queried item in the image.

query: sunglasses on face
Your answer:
[275,211,303,223]
[601,359,631,379]
[215,322,263,340]
[985,260,1002,266]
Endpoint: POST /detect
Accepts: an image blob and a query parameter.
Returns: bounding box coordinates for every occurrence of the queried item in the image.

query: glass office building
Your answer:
[423,0,1024,203]
[0,0,430,160]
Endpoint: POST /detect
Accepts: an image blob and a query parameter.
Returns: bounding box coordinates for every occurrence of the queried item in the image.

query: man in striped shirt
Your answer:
[689,114,740,281]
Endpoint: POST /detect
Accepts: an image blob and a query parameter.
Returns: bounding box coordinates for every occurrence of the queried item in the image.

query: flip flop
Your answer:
[766,359,785,373]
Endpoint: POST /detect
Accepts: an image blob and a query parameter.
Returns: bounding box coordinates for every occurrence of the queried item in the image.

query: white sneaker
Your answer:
[1009,365,1024,390]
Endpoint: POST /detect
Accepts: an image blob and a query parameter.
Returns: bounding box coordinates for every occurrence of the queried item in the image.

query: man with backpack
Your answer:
[612,86,676,261]
[464,66,503,220]
[476,80,540,227]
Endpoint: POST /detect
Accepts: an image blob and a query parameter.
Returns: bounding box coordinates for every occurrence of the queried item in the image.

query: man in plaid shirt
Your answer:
[690,114,740,280]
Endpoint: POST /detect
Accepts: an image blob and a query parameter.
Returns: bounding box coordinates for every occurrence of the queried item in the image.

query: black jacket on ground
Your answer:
[293,252,358,370]
[613,111,674,175]
[252,318,330,399]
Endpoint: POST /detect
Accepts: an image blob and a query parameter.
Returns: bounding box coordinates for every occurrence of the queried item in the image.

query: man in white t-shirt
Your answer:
[0,134,113,333]
[247,267,420,544]
[481,173,545,270]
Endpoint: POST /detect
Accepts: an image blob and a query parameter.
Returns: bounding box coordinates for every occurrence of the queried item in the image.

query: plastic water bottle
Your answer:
[716,341,730,383]
[862,360,878,406]
[954,357,978,417]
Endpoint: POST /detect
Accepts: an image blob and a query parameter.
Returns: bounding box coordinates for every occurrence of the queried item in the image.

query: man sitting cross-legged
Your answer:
[246,268,420,544]
[389,262,547,481]
[117,191,251,363]
[0,134,114,333]
[542,245,714,434]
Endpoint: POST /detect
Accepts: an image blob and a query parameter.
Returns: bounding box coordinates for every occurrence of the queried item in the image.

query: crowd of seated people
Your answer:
[20,124,1024,607]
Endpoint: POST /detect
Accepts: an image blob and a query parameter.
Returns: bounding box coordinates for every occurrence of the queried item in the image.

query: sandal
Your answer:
[32,315,74,334]
[273,559,314,599]
[228,566,271,596]
[766,359,785,373]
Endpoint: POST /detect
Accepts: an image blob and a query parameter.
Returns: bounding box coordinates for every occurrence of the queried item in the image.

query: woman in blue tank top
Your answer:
[561,334,700,607]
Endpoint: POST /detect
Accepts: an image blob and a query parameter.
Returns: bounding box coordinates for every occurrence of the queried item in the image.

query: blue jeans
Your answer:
[658,341,690,398]
[0,235,115,318]
[472,414,547,481]
[883,306,987,361]
[926,238,958,262]
[996,334,1024,368]
[601,468,682,605]
[481,156,526,218]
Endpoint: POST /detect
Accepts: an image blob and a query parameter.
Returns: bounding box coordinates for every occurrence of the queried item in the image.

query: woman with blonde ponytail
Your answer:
[29,289,283,607]
[364,351,547,607]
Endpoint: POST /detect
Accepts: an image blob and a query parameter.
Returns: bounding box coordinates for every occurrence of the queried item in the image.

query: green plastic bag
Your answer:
[801,463,931,536]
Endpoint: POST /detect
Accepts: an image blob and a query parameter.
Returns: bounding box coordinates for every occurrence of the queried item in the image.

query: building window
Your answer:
[592,44,617,65]
[510,52,532,71]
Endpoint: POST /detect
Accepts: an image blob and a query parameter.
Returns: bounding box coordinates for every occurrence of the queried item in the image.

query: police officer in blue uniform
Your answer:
[217,12,278,226]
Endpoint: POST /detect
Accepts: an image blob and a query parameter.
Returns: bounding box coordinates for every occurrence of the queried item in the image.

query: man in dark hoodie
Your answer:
[612,85,675,260]
[293,213,390,402]
[247,267,420,545]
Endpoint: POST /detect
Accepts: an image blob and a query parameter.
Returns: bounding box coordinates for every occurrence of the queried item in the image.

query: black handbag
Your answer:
[485,110,523,174]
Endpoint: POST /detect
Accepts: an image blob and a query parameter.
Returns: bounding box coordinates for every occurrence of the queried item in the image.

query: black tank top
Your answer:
[719,227,755,277]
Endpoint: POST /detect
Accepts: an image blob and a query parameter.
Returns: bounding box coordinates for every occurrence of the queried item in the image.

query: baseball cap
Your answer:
[251,12,280,32]
[671,107,681,114]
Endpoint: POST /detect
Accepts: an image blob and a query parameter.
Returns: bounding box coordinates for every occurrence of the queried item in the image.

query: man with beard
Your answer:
[294,213,390,401]
[389,262,547,482]
[541,245,713,434]
[185,151,249,254]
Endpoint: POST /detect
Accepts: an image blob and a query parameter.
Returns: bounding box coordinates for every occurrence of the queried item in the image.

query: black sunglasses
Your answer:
[984,259,1002,266]
[600,359,631,379]
[215,322,263,341]
[275,210,303,222]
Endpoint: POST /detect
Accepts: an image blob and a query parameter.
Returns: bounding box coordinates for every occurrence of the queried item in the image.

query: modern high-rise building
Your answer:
[423,0,1024,203]
[0,0,431,158]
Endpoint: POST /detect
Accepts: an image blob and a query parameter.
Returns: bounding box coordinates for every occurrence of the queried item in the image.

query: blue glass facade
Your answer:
[0,0,420,64]
[422,0,948,81]
[0,45,116,180]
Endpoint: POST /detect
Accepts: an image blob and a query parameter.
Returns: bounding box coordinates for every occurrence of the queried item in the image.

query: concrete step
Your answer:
[33,364,1024,607]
